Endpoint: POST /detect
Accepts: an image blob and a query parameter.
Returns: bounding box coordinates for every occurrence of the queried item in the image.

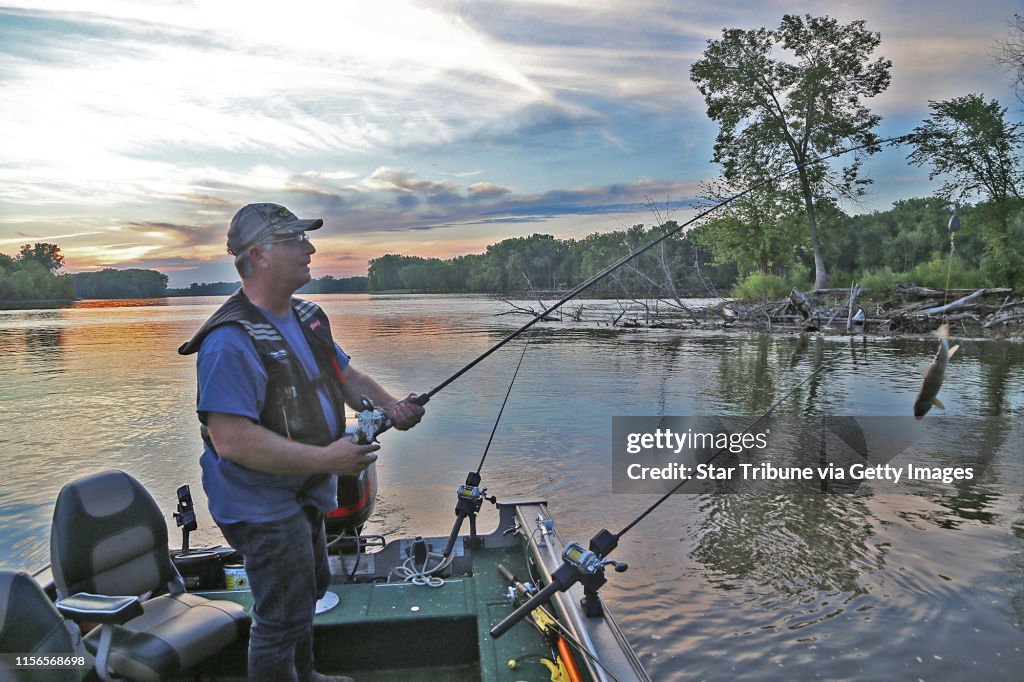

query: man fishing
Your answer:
[179,202,425,682]
[913,323,959,419]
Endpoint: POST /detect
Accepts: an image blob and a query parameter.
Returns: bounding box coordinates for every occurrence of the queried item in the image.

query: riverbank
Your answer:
[501,286,1024,338]
[0,298,74,310]
[733,285,1024,337]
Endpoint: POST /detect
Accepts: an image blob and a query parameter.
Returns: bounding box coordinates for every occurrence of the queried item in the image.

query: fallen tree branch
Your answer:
[983,306,1024,328]
[916,289,986,316]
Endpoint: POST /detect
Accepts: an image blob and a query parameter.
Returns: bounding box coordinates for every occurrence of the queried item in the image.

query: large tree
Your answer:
[907,94,1024,283]
[690,14,892,290]
[17,242,65,273]
[994,14,1024,106]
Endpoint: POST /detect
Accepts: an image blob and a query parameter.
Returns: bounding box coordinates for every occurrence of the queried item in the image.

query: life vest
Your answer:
[178,289,346,447]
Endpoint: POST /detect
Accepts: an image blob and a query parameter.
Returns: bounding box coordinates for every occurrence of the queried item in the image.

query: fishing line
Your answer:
[615,358,832,539]
[412,133,924,408]
[476,329,535,474]
[941,212,960,324]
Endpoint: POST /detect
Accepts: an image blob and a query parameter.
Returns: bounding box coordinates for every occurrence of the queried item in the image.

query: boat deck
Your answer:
[187,544,560,681]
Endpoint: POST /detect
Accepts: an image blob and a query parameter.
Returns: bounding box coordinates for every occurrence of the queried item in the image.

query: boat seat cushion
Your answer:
[0,570,79,682]
[50,470,251,681]
[50,469,176,599]
[82,592,249,681]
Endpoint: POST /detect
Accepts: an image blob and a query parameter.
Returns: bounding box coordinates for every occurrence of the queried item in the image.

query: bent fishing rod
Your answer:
[348,133,920,636]
[488,353,835,638]
[352,132,919,445]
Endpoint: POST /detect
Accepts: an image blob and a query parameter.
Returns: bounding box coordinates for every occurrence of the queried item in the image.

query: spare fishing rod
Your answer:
[352,133,924,446]
[353,133,928,629]
[441,330,535,558]
[386,330,537,585]
[490,361,829,638]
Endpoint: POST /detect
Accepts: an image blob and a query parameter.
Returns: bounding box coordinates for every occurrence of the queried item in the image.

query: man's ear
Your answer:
[248,244,268,268]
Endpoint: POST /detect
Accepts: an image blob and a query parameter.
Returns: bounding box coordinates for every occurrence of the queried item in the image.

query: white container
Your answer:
[224,564,249,590]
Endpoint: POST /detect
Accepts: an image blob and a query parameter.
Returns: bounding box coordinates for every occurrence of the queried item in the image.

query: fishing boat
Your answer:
[1,465,650,681]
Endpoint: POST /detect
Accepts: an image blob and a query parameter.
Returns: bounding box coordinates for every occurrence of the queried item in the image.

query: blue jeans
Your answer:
[219,507,330,682]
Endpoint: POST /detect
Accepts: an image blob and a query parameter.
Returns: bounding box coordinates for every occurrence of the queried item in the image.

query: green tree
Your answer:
[690,14,892,290]
[907,94,1024,284]
[17,243,65,273]
[695,180,807,276]
[1,245,74,304]
[72,268,168,298]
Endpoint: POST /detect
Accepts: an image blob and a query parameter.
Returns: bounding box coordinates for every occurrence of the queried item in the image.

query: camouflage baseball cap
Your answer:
[226,203,323,255]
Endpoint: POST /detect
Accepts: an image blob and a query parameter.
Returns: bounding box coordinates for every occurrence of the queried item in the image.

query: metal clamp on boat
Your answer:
[490,528,627,638]
[442,471,495,556]
[173,484,197,551]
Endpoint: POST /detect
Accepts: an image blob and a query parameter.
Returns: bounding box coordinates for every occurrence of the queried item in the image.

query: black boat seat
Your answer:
[0,570,81,682]
[50,469,249,681]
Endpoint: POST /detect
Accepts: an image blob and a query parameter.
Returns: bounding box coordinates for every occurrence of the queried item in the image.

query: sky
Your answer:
[1,0,1021,288]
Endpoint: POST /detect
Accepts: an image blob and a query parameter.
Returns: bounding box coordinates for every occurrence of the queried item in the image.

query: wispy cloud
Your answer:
[1,0,1020,286]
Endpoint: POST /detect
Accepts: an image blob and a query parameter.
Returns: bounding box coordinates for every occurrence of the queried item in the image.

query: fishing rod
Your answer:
[349,133,922,635]
[492,310,881,638]
[383,331,538,587]
[352,132,921,445]
[440,330,535,558]
[489,361,828,638]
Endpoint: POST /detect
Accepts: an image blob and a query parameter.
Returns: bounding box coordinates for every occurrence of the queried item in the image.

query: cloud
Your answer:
[3,0,1021,285]
[468,182,511,199]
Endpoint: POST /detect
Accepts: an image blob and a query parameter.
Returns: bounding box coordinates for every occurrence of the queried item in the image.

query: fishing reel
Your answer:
[562,541,629,576]
[456,472,496,517]
[353,395,392,444]
[490,528,626,638]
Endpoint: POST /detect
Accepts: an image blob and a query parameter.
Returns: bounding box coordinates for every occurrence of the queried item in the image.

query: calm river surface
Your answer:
[1,294,1022,680]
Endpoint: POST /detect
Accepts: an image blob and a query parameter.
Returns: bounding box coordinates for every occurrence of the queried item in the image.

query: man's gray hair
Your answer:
[234,242,273,278]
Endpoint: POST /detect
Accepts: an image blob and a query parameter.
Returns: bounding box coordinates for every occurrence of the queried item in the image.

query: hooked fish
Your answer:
[913,323,959,419]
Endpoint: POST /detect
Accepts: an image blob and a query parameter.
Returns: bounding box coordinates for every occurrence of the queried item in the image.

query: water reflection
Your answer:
[691,493,877,597]
[0,326,66,372]
[1,295,1022,681]
[73,298,169,308]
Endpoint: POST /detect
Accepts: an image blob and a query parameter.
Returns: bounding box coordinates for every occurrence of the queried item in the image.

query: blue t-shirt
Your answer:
[196,306,350,524]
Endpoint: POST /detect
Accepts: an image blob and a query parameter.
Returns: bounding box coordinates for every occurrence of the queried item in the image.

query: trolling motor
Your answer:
[490,528,628,638]
[173,485,198,553]
[442,472,496,556]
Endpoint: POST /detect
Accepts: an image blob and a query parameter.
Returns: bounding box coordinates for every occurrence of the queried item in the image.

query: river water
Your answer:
[1,294,1022,680]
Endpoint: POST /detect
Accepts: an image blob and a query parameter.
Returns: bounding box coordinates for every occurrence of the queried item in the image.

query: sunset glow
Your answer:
[2,1,1020,286]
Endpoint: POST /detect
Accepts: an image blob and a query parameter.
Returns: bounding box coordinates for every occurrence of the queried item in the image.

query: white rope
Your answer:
[387,550,455,588]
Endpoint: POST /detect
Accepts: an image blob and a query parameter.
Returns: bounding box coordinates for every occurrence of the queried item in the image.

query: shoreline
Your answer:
[501,286,1024,339]
[0,298,74,311]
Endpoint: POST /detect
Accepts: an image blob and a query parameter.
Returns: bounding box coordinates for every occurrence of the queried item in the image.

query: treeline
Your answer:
[707,196,1024,299]
[167,281,240,296]
[166,275,368,297]
[0,243,74,304]
[73,268,168,299]
[299,275,368,294]
[367,197,1021,296]
[368,232,735,296]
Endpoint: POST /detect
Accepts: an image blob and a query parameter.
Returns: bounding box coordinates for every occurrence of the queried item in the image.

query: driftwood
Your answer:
[846,283,863,334]
[915,289,987,316]
[789,288,812,320]
[891,284,1013,299]
[983,303,1024,328]
[498,299,558,321]
[497,284,1022,335]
